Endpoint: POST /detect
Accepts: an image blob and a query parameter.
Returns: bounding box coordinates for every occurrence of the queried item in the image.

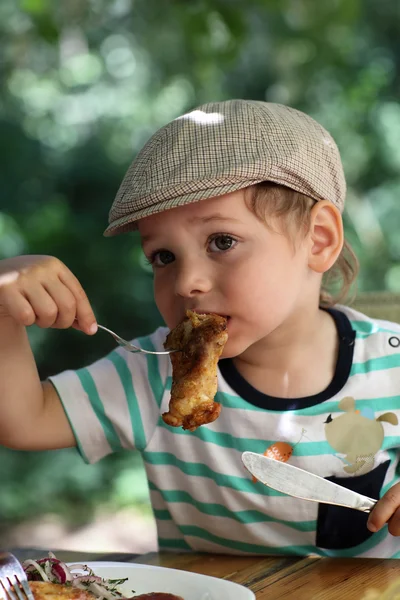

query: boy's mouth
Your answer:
[190,309,231,322]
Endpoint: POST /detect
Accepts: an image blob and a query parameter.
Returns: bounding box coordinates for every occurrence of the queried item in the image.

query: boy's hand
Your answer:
[367,483,400,535]
[0,255,97,335]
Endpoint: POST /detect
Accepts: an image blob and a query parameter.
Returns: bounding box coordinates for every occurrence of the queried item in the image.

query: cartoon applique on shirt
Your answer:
[325,396,398,476]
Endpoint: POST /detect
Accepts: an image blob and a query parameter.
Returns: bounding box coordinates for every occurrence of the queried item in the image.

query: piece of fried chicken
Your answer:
[162,310,228,431]
[29,582,95,600]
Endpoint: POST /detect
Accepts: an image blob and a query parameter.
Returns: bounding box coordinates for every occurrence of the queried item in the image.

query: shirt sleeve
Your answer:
[48,327,171,463]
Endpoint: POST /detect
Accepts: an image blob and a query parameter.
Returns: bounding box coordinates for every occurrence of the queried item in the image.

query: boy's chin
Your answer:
[220,339,253,360]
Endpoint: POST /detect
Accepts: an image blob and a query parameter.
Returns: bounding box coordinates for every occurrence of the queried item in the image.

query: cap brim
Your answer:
[103,179,266,237]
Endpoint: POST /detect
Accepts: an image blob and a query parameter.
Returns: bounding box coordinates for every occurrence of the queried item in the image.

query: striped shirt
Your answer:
[49,306,400,557]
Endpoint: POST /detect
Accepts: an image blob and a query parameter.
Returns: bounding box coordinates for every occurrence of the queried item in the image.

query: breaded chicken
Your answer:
[29,582,95,600]
[162,310,228,431]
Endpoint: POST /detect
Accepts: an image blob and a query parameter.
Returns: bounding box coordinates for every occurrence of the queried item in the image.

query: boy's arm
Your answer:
[0,315,75,450]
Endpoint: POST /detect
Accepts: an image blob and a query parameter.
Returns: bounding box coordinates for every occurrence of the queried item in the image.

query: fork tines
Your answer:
[1,575,32,600]
[0,552,34,600]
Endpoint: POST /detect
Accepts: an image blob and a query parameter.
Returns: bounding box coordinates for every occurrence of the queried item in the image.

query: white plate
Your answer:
[69,561,255,600]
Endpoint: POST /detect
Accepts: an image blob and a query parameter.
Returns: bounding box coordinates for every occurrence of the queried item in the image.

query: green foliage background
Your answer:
[1,0,400,541]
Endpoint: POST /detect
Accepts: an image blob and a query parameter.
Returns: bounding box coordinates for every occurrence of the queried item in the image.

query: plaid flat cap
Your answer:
[104,99,346,236]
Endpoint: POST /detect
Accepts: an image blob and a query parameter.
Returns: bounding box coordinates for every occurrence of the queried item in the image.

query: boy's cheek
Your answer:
[155,299,181,330]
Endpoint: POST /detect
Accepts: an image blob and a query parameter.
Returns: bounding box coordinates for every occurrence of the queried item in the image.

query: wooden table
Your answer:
[11,549,400,599]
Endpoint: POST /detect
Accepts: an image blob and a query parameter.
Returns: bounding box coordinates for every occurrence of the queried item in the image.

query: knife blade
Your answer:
[242,451,377,513]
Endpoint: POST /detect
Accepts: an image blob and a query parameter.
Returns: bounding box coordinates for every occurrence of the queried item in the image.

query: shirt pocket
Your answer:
[316,460,390,550]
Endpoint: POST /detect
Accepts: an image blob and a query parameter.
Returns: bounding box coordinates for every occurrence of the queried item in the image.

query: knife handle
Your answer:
[358,496,377,513]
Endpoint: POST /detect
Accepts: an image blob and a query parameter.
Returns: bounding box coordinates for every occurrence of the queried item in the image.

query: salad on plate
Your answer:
[23,553,183,600]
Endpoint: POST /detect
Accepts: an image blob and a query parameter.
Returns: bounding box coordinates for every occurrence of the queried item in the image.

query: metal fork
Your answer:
[96,324,178,355]
[0,552,34,600]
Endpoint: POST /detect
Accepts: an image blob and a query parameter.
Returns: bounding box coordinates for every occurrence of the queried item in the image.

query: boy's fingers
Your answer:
[367,486,400,532]
[58,270,97,335]
[387,509,400,536]
[42,280,77,329]
[23,284,59,329]
[71,320,84,332]
[1,291,36,326]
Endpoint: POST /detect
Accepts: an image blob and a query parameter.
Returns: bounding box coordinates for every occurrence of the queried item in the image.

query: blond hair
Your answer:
[247,182,359,307]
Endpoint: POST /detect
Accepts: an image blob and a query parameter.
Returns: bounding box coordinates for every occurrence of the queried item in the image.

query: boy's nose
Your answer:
[174,263,213,298]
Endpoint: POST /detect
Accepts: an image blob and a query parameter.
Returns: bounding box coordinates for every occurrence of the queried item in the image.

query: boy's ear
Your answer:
[308,201,344,274]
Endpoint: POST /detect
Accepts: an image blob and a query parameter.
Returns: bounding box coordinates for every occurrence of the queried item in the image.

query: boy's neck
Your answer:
[233,307,339,399]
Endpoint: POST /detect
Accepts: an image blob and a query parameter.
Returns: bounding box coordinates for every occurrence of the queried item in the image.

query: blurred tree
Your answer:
[1,0,400,541]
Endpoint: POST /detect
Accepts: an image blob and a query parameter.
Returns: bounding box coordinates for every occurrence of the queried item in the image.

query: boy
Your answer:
[1,99,400,557]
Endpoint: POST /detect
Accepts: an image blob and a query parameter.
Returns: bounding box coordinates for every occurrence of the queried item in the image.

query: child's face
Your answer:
[138,189,317,358]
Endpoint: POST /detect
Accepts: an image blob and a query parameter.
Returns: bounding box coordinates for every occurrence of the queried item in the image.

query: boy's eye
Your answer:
[150,249,175,266]
[209,234,237,252]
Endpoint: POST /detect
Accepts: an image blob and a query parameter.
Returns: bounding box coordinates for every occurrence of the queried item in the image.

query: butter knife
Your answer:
[242,451,377,513]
